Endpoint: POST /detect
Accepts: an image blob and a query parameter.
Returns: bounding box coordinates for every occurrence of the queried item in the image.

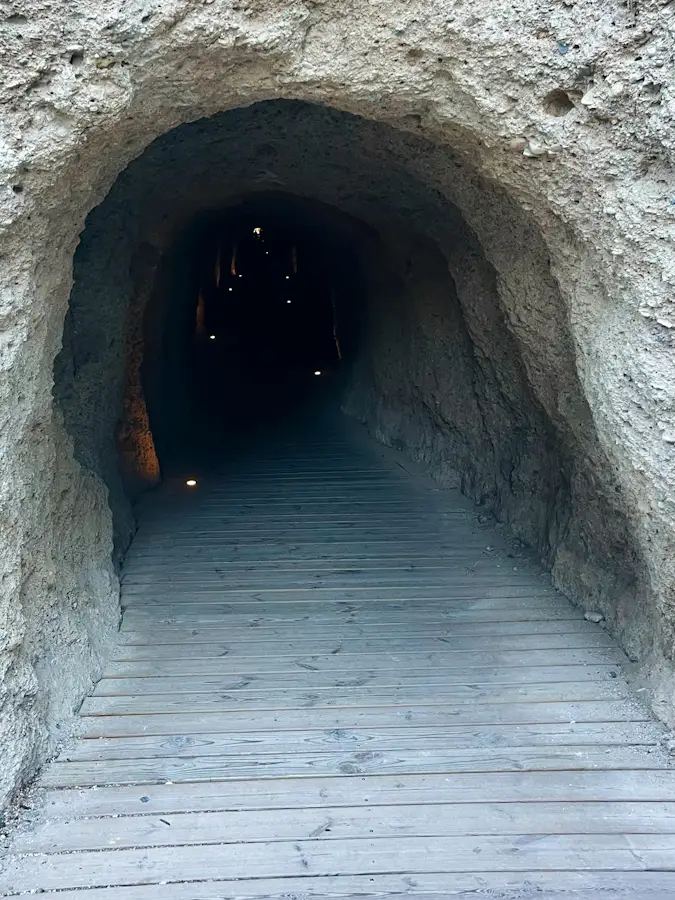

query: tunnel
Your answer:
[4,97,667,815]
[53,99,643,597]
[132,192,367,483]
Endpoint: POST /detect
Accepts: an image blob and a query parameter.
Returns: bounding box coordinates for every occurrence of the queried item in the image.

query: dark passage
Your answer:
[51,102,651,703]
[145,194,366,474]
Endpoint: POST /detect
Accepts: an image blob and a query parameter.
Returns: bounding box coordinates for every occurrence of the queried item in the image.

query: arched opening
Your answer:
[54,100,643,604]
[5,97,669,812]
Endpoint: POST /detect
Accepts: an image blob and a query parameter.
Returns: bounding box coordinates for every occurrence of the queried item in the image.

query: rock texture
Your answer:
[0,0,674,810]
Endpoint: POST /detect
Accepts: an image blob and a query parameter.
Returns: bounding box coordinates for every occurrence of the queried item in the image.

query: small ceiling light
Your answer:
[285,275,290,280]
[253,226,262,236]
[186,479,197,487]
[314,370,322,376]
[287,300,292,304]
[228,287,233,292]
[209,334,216,340]
[239,274,243,278]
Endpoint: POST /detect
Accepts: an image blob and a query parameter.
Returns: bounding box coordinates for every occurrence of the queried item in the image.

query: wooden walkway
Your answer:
[3,419,675,898]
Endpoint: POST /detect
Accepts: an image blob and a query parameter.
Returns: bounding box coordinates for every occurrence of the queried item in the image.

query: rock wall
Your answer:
[0,0,673,809]
[115,243,161,510]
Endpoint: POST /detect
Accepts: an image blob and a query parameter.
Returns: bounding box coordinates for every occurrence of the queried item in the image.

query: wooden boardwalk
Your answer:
[3,419,675,898]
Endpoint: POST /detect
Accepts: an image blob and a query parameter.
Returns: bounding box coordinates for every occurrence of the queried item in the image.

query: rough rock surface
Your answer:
[0,0,674,810]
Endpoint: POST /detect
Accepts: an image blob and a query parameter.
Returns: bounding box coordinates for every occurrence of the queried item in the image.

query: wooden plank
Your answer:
[133,509,475,517]
[126,530,488,543]
[137,496,446,502]
[65,721,663,763]
[124,537,497,551]
[133,511,471,521]
[76,700,652,739]
[15,801,675,855]
[121,593,559,610]
[103,648,622,677]
[122,601,566,618]
[122,542,508,554]
[131,514,472,524]
[0,834,656,894]
[37,771,675,819]
[121,554,511,571]
[91,666,624,698]
[115,625,595,646]
[127,538,482,548]
[111,631,615,661]
[121,575,554,591]
[120,606,576,626]
[80,680,633,715]
[116,618,600,645]
[187,475,402,482]
[179,496,447,504]
[121,560,525,579]
[122,592,559,609]
[126,542,495,555]
[130,518,474,530]
[112,629,614,659]
[16,872,675,900]
[122,580,555,595]
[43,745,669,788]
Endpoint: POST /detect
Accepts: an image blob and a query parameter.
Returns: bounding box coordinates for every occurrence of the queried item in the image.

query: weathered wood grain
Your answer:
[4,422,672,897]
[13,872,675,900]
[76,700,652,738]
[92,664,624,697]
[14,801,675,854]
[111,629,615,660]
[36,770,675,819]
[80,679,633,716]
[116,618,604,645]
[0,834,663,893]
[42,744,669,788]
[104,646,621,676]
[66,721,663,762]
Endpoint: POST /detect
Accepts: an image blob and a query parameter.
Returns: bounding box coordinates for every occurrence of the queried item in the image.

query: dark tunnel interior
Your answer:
[144,194,368,475]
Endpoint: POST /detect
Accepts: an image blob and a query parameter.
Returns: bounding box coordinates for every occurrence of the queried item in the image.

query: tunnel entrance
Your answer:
[51,99,650,648]
[1,96,651,816]
[143,193,367,475]
[53,100,648,658]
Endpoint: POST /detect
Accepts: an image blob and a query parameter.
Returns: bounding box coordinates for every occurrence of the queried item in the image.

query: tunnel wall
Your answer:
[347,221,651,663]
[346,230,567,558]
[115,243,162,506]
[1,0,673,810]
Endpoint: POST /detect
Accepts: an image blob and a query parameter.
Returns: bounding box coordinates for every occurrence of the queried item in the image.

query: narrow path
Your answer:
[3,418,675,897]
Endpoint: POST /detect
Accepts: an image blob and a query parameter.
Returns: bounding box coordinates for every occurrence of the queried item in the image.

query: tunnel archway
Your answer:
[55,100,644,618]
[3,87,672,810]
